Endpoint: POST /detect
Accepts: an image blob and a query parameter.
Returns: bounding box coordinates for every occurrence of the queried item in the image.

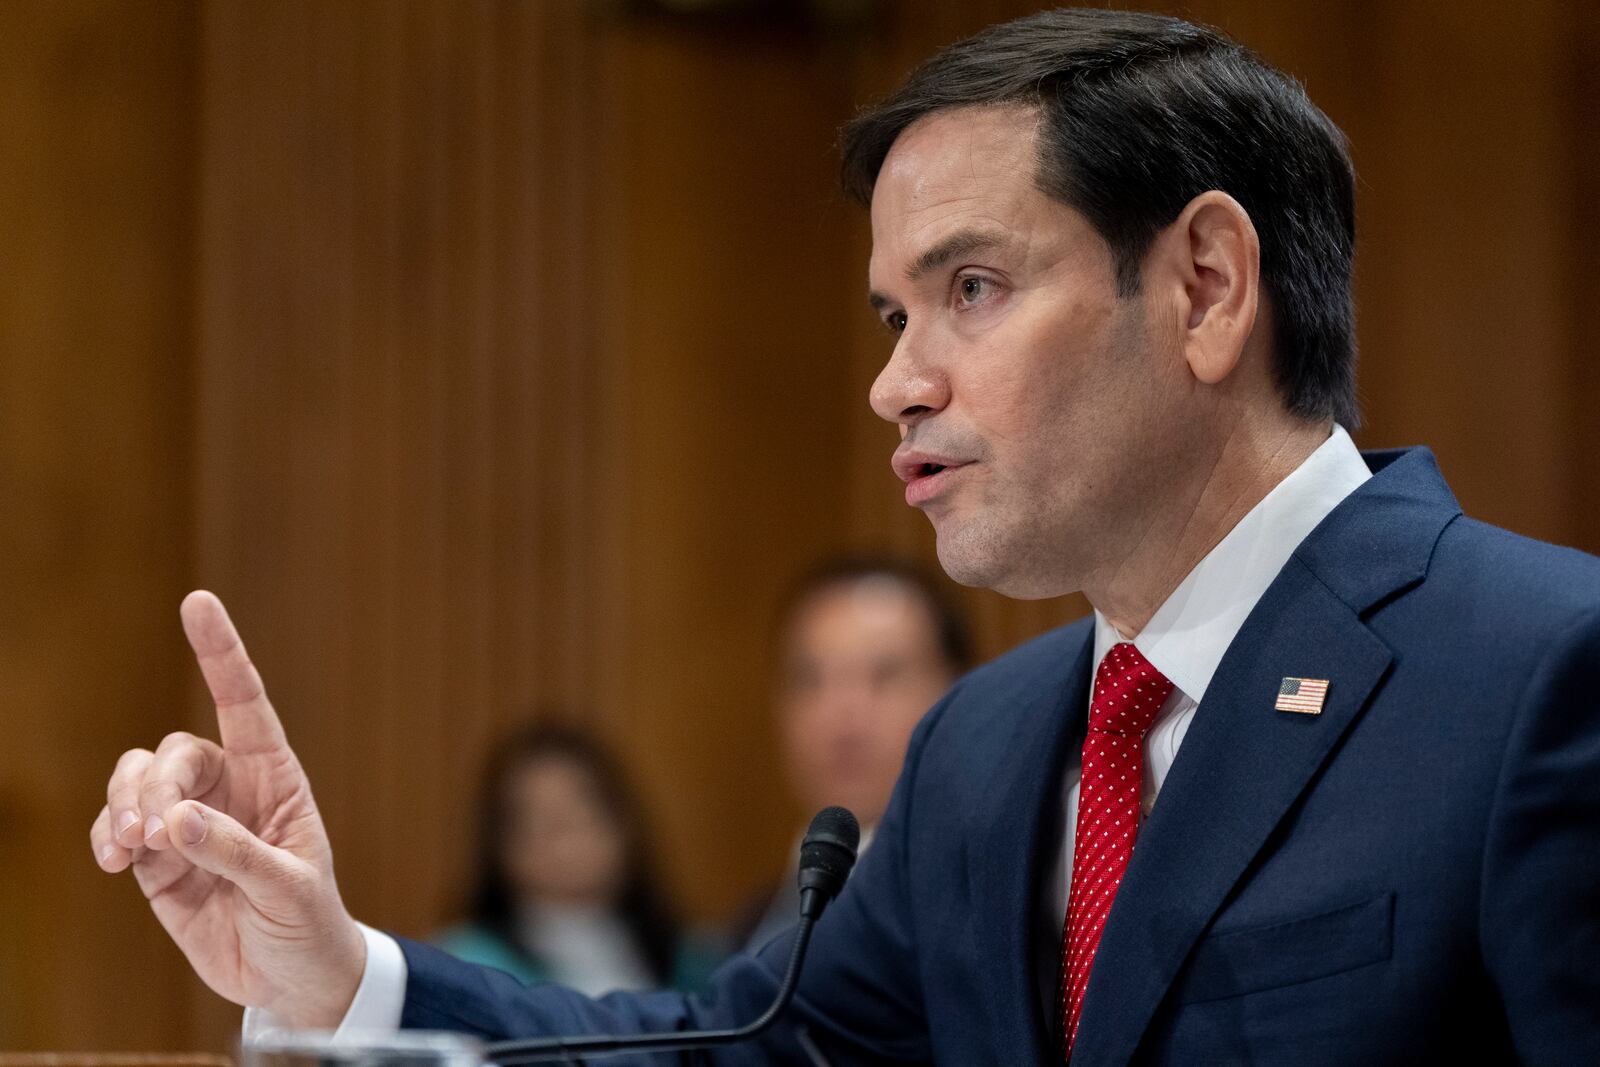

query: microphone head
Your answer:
[797,806,860,917]
[806,804,861,850]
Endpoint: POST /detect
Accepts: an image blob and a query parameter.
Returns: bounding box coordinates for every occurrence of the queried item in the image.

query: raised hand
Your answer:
[90,591,366,1028]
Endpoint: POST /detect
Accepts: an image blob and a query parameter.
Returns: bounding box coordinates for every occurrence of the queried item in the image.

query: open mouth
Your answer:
[902,459,967,506]
[891,450,969,497]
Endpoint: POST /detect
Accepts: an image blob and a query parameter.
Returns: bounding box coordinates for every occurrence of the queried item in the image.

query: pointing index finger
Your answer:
[180,590,287,753]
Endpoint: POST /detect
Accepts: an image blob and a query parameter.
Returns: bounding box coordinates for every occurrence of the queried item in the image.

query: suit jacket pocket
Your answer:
[1176,892,1394,1004]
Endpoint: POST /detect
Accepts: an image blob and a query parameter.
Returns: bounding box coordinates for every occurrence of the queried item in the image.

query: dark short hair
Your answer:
[840,8,1360,428]
[779,555,975,673]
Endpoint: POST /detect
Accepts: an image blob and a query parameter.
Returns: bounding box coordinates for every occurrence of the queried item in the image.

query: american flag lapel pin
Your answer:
[1275,676,1328,715]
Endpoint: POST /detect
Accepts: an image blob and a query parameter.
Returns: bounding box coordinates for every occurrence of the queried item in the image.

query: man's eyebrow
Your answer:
[866,228,1010,311]
[908,228,1008,281]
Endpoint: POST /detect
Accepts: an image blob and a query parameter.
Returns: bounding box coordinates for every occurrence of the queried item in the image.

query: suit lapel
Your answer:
[966,628,1093,1063]
[1068,563,1391,1064]
[1068,446,1461,1066]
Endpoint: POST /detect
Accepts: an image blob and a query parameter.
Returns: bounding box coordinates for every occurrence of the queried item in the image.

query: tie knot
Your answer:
[1088,642,1173,736]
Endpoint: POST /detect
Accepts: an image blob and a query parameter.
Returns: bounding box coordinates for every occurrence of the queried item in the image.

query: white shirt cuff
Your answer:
[242,922,409,1043]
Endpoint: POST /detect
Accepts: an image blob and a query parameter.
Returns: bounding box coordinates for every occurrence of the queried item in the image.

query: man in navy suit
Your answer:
[94,9,1600,1064]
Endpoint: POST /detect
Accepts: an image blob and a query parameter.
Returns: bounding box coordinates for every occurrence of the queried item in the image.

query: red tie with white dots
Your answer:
[1060,642,1174,1056]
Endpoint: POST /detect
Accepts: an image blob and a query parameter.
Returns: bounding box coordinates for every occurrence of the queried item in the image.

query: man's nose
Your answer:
[869,332,948,427]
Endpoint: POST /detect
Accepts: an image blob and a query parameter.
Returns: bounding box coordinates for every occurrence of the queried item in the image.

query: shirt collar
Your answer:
[1092,424,1372,703]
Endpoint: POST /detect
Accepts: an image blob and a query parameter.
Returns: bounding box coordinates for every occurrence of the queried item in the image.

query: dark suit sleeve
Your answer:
[398,686,961,1065]
[1479,605,1600,1062]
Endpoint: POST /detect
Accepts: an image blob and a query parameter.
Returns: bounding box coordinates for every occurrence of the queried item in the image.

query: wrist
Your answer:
[275,916,368,1030]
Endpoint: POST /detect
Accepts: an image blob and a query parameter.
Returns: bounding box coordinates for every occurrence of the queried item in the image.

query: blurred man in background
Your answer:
[733,558,972,952]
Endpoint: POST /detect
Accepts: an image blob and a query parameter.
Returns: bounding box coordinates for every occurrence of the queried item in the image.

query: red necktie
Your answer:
[1060,642,1174,1055]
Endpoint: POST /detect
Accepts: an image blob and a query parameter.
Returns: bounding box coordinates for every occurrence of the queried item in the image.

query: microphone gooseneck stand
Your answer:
[484,806,860,1066]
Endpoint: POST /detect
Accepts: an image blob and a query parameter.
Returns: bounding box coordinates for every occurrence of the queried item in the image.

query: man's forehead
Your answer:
[868,106,1041,278]
[876,107,1036,211]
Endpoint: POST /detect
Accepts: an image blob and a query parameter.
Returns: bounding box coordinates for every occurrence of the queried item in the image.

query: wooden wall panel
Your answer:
[1567,0,1600,554]
[188,3,860,981]
[0,0,198,1050]
[188,4,618,1044]
[586,15,868,919]
[1350,0,1577,545]
[187,0,619,1047]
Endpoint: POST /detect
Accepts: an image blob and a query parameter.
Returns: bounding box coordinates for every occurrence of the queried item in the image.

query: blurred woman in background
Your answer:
[435,722,719,996]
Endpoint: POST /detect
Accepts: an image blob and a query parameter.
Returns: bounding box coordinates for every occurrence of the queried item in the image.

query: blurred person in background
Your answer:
[734,557,972,952]
[433,723,717,996]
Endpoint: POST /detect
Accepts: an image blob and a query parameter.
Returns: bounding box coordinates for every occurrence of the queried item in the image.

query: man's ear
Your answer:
[1151,191,1260,386]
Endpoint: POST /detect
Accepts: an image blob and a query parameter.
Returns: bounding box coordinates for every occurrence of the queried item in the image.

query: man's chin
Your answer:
[934,526,1079,600]
[932,527,1004,591]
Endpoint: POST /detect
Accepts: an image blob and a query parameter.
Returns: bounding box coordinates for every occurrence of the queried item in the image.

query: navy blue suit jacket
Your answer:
[398,447,1600,1064]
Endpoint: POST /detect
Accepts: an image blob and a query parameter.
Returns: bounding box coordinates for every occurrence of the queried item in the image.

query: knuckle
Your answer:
[109,752,154,805]
[114,747,154,776]
[221,826,256,873]
[156,730,198,755]
[139,777,179,807]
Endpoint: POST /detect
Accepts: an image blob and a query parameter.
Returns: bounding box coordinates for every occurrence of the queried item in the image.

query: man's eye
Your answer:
[957,275,995,305]
[885,311,908,334]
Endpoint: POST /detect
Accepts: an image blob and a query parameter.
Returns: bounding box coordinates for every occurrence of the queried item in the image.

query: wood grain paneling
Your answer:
[0,0,198,1050]
[586,14,869,917]
[188,0,854,951]
[1349,0,1576,544]
[187,4,621,1044]
[1566,0,1600,554]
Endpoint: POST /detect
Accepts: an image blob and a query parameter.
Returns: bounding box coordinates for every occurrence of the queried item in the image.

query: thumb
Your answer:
[165,800,306,910]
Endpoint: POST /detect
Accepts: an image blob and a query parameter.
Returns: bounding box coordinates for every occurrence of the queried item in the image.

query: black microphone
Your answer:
[485,806,861,1065]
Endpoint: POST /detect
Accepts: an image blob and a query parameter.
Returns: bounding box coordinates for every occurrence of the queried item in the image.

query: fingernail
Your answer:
[115,810,139,838]
[144,814,166,842]
[98,843,115,865]
[180,807,207,846]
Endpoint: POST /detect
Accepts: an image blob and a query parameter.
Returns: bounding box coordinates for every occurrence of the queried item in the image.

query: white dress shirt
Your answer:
[248,425,1371,1042]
